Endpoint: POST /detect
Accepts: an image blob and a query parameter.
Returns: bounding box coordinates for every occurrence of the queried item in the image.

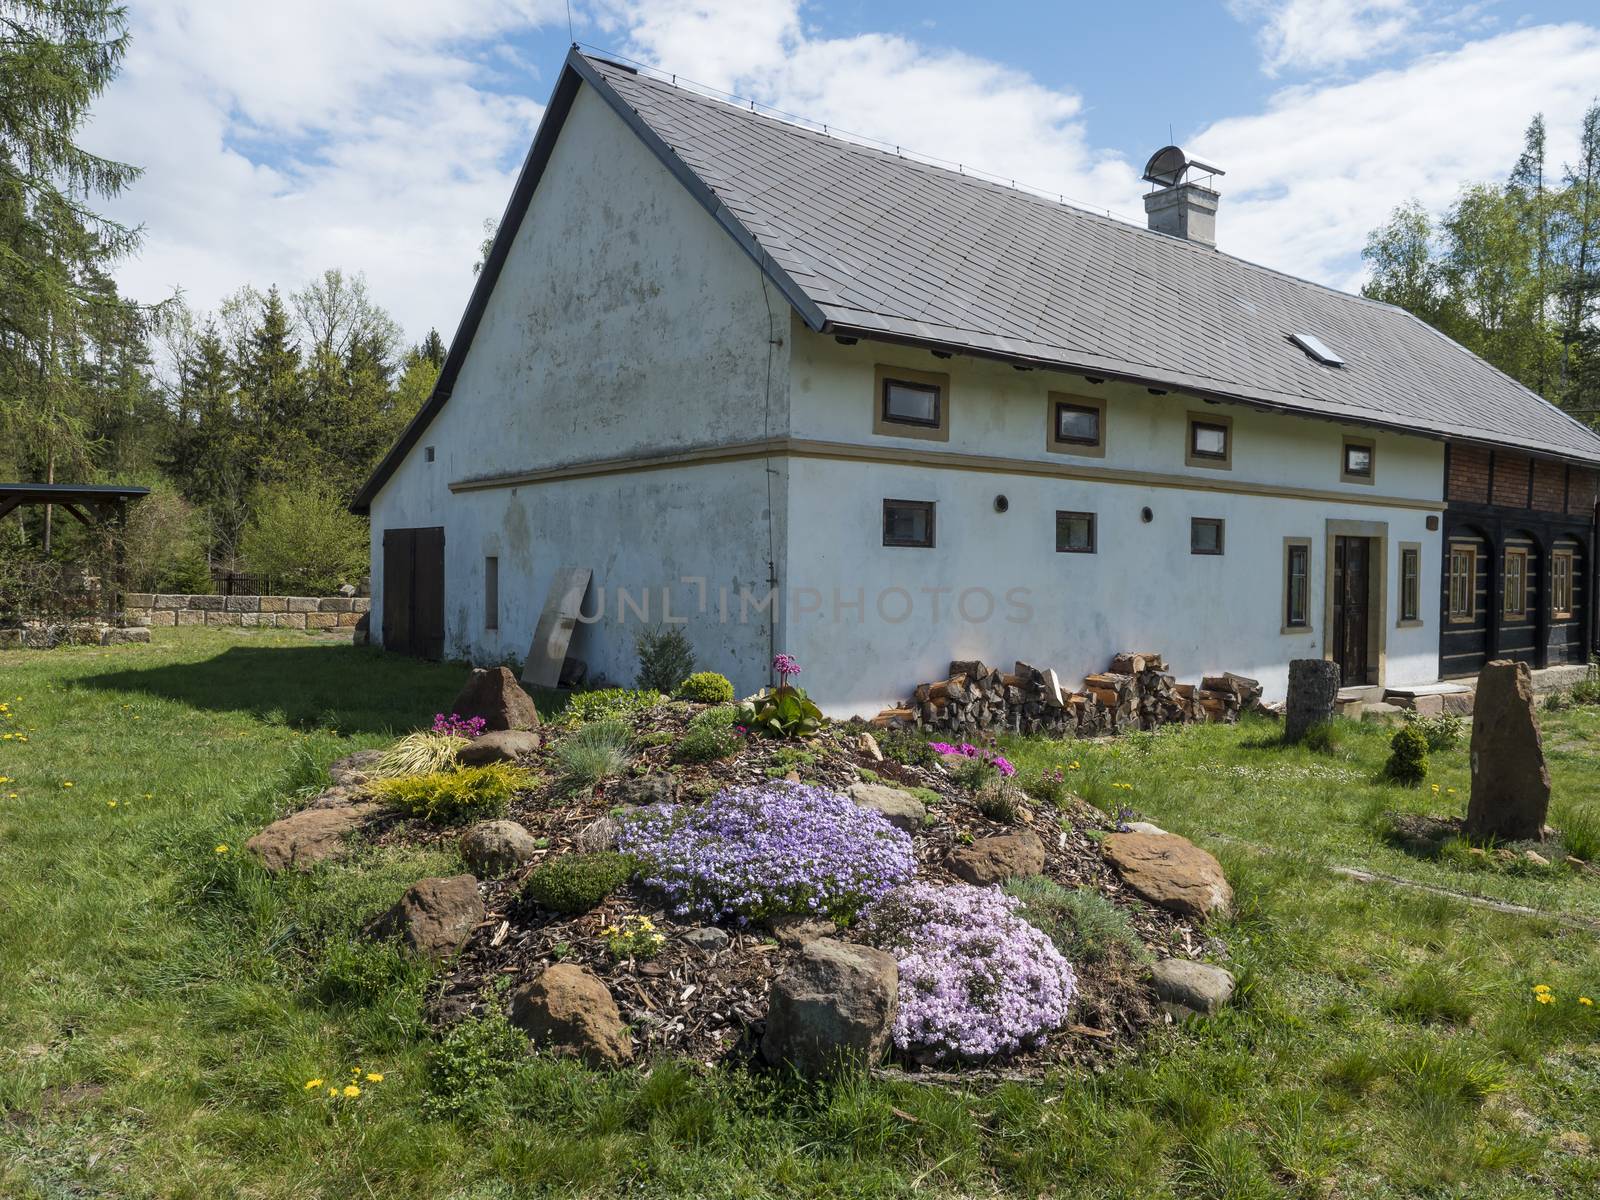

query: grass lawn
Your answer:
[1,629,1598,1198]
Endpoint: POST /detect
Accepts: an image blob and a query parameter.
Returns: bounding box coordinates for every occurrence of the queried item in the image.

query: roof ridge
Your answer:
[579,51,1421,322]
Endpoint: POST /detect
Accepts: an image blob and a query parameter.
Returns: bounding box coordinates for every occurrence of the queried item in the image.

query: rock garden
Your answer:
[247,657,1240,1080]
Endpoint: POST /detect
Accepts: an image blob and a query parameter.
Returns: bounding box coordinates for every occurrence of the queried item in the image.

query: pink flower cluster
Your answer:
[927,741,1016,777]
[861,883,1076,1061]
[432,712,486,739]
[772,653,802,682]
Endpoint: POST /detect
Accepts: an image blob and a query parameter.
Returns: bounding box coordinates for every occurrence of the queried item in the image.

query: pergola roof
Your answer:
[0,482,150,523]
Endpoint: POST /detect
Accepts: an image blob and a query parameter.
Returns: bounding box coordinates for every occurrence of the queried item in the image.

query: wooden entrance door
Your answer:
[1332,536,1371,685]
[381,526,445,659]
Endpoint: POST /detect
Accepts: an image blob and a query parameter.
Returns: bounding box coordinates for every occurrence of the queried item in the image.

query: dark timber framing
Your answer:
[1439,441,1597,678]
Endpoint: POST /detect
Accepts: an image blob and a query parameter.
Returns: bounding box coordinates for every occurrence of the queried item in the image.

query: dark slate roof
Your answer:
[585,53,1600,465]
[352,50,1600,511]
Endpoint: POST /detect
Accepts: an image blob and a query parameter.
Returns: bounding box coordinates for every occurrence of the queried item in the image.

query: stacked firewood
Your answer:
[872,652,1263,739]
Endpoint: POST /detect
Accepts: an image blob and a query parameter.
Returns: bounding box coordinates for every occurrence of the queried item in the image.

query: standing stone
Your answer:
[509,965,633,1068]
[1465,660,1551,842]
[449,667,542,732]
[1284,658,1341,743]
[760,939,898,1077]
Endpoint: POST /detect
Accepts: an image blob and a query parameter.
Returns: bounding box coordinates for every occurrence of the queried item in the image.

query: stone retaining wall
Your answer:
[122,593,371,633]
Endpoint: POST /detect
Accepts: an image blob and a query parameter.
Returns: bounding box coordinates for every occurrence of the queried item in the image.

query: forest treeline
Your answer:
[1363,107,1600,413]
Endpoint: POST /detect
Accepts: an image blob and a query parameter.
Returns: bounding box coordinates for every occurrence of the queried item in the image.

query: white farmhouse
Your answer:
[354,50,1600,716]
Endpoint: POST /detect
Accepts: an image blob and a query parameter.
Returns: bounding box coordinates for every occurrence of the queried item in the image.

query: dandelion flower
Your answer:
[304,1078,323,1090]
[327,1087,338,1098]
[1537,992,1555,1004]
[214,844,229,854]
[365,1072,383,1082]
[61,781,73,788]
[1581,997,1593,1007]
[107,800,117,808]
[342,1084,361,1098]
[1534,984,1552,994]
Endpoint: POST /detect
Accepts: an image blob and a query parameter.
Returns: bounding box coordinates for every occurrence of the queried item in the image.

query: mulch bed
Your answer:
[372,703,1223,1077]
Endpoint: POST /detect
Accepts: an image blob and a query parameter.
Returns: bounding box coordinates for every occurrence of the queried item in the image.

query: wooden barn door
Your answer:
[380,526,445,659]
[1332,536,1371,685]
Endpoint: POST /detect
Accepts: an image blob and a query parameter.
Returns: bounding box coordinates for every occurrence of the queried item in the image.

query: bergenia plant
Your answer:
[743,653,823,738]
[432,713,487,739]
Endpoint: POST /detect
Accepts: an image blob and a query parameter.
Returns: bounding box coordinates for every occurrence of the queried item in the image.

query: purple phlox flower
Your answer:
[616,781,914,925]
[861,883,1077,1062]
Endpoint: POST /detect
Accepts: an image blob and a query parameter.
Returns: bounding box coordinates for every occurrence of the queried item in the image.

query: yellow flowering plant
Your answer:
[601,914,667,961]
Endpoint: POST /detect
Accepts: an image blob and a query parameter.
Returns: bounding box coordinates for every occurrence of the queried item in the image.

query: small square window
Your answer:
[424,446,436,463]
[1191,517,1225,555]
[883,499,935,548]
[1191,423,1227,458]
[1342,438,1375,483]
[882,379,940,427]
[1055,403,1099,445]
[1186,413,1233,469]
[1055,511,1096,553]
[873,365,949,441]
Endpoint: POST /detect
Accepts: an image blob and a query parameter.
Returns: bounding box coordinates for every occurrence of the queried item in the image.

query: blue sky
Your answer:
[87,2,1600,346]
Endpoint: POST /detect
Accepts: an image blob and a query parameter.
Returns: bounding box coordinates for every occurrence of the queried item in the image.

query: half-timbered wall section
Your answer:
[1441,443,1597,678]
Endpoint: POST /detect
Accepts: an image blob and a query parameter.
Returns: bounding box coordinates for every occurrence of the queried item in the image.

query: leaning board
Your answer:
[521,566,593,689]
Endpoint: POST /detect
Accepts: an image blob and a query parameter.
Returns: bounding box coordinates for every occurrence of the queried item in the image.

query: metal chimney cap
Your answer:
[1142,145,1226,189]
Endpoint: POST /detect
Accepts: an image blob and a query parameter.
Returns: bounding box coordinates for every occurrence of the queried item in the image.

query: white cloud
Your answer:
[88,2,562,340]
[1228,0,1421,75]
[1191,23,1600,289]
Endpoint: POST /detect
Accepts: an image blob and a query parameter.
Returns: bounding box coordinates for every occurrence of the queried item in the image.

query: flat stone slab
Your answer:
[947,831,1046,887]
[456,729,542,766]
[1151,957,1235,1017]
[1102,831,1231,920]
[246,802,386,873]
[847,782,926,832]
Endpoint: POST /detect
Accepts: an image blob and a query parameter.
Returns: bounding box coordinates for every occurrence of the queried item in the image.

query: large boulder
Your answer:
[1465,660,1551,842]
[449,667,542,732]
[946,831,1046,886]
[1102,831,1231,920]
[509,964,633,1068]
[1285,658,1341,743]
[847,782,926,832]
[460,819,539,878]
[456,729,542,767]
[370,875,484,959]
[245,802,386,873]
[1150,958,1236,1017]
[760,939,898,1077]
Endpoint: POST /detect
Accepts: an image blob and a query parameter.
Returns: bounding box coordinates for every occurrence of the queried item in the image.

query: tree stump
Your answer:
[1465,659,1550,842]
[1284,659,1341,743]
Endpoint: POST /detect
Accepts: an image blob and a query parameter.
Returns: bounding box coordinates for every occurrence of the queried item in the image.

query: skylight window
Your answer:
[1291,333,1345,367]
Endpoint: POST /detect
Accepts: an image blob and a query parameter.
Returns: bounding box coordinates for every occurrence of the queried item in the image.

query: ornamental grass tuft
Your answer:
[616,781,915,924]
[375,730,468,779]
[554,719,633,794]
[861,882,1077,1062]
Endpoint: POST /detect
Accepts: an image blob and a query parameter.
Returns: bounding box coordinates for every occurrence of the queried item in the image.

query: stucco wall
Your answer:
[367,79,789,682]
[779,329,1446,715]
